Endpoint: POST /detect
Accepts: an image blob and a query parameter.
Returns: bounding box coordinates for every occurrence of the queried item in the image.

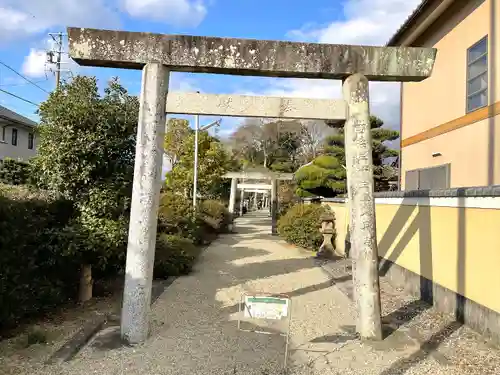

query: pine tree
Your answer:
[295,116,399,197]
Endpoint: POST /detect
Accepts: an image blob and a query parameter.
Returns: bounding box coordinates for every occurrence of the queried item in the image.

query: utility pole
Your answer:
[192,115,222,208]
[47,32,64,89]
[193,114,200,208]
[55,32,62,88]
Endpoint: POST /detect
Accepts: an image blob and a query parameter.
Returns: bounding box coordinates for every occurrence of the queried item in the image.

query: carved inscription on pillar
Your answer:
[350,118,376,253]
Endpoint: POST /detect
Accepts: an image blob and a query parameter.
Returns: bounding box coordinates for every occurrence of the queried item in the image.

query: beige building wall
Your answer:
[400,0,500,188]
[0,126,37,161]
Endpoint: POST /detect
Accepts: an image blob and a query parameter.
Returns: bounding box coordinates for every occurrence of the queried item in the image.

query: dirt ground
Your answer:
[0,279,122,375]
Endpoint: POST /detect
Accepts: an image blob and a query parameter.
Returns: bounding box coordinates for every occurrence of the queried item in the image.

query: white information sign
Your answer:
[243,296,289,320]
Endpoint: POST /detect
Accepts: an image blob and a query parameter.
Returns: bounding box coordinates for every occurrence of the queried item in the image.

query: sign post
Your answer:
[238,293,292,369]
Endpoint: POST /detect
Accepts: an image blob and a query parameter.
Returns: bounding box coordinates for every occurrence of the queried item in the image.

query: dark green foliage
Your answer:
[0,158,30,185]
[157,192,231,241]
[154,196,231,279]
[32,76,139,267]
[278,203,333,250]
[153,234,198,279]
[199,199,232,233]
[296,115,399,197]
[0,185,78,332]
[295,159,346,197]
[1,76,140,331]
[157,192,205,245]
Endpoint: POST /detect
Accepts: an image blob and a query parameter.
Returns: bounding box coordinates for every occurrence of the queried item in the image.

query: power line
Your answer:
[0,88,39,106]
[0,79,48,87]
[0,60,50,94]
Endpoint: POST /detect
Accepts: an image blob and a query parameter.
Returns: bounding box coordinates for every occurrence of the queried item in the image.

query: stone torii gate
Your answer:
[67,27,436,344]
[223,171,294,233]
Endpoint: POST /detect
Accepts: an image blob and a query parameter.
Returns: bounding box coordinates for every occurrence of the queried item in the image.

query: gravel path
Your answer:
[22,210,500,374]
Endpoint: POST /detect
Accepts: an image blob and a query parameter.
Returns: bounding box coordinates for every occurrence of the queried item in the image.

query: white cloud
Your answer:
[258,0,422,132]
[21,48,48,78]
[20,38,81,80]
[0,0,209,43]
[122,0,207,27]
[288,0,421,46]
[0,0,120,43]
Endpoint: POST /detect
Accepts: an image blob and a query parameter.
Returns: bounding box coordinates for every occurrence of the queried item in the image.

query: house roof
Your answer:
[0,105,37,128]
[386,0,434,46]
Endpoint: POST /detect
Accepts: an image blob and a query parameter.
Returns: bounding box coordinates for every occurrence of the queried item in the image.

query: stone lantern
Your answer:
[316,212,336,259]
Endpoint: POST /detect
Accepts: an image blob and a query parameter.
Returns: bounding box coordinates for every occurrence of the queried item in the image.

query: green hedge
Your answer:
[0,158,30,185]
[157,192,205,245]
[155,192,231,279]
[157,193,232,241]
[278,203,333,250]
[0,184,78,331]
[199,199,232,233]
[153,234,199,279]
[0,186,230,331]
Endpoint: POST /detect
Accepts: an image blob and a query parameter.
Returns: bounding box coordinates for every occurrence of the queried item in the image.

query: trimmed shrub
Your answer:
[0,158,30,185]
[0,184,78,331]
[278,203,333,250]
[157,192,205,245]
[199,199,232,233]
[153,234,198,279]
[294,158,346,198]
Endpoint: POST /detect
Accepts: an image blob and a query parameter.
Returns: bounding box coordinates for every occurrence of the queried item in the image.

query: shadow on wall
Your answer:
[367,190,469,373]
[376,190,467,322]
[377,196,434,305]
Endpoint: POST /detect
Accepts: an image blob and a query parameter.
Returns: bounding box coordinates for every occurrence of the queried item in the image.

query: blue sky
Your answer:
[0,0,421,137]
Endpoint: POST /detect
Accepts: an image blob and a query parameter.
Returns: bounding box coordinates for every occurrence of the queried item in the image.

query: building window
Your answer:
[467,36,488,113]
[405,164,450,190]
[11,128,18,146]
[28,133,34,150]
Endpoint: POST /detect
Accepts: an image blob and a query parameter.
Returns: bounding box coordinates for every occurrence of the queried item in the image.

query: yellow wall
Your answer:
[400,0,500,187]
[324,200,500,314]
[327,202,348,254]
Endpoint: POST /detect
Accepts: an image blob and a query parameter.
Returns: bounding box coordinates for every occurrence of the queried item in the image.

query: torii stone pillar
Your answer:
[228,177,238,231]
[271,179,278,235]
[121,63,168,344]
[239,189,245,216]
[343,73,383,341]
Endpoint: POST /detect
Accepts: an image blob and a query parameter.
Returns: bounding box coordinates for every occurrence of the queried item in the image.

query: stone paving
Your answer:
[29,210,500,374]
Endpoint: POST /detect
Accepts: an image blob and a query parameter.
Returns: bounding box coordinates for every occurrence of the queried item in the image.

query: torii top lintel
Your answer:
[67,28,437,82]
[223,172,294,180]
